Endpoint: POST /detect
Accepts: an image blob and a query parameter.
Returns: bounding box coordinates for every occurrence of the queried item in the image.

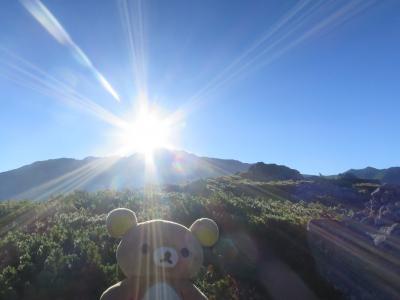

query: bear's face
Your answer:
[106,208,219,279]
[118,220,203,278]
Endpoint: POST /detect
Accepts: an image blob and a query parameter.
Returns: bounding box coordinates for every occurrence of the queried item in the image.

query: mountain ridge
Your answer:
[0,149,250,201]
[2,150,400,201]
[345,166,400,184]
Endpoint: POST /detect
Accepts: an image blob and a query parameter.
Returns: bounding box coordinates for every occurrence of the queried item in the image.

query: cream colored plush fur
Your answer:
[100,208,219,300]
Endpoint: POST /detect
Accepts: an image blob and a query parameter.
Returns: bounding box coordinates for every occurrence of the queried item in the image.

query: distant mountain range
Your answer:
[0,150,399,201]
[344,166,400,184]
[0,150,249,200]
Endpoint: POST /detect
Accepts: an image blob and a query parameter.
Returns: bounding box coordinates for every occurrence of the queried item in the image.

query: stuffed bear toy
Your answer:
[100,208,219,300]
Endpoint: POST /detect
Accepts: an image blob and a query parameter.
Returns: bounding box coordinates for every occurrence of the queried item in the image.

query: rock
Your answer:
[387,223,400,237]
[370,184,400,210]
[382,209,397,222]
[354,210,367,221]
[307,218,400,300]
[366,184,400,228]
[374,215,387,227]
[371,223,400,254]
[374,206,395,226]
[317,185,400,298]
[360,216,374,226]
[373,234,387,247]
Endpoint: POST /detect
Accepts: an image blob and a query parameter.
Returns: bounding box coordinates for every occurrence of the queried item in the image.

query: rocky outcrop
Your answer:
[307,218,400,300]
[240,162,303,182]
[307,184,400,299]
[353,184,400,229]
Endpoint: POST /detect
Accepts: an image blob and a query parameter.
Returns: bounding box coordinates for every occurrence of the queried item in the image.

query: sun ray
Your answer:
[170,0,377,124]
[118,0,148,97]
[13,157,122,201]
[0,48,126,128]
[20,0,120,101]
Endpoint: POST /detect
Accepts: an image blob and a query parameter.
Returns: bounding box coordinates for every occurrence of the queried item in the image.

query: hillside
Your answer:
[172,171,379,209]
[1,166,400,299]
[345,166,400,184]
[168,174,400,299]
[0,150,249,201]
[1,153,400,299]
[0,188,341,300]
[240,162,303,181]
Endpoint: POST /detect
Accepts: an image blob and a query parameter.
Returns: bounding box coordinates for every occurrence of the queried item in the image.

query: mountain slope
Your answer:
[0,150,249,201]
[240,162,303,181]
[1,160,399,299]
[346,166,400,184]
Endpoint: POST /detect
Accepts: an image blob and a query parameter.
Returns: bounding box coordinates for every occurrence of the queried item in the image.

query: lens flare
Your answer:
[20,0,120,101]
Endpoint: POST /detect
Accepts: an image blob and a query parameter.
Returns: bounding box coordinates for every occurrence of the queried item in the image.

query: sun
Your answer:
[116,105,173,159]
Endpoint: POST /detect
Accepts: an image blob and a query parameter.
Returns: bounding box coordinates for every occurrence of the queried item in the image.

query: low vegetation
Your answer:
[0,184,344,299]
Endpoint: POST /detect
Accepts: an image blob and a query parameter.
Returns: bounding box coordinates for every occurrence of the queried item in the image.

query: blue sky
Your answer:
[0,0,399,175]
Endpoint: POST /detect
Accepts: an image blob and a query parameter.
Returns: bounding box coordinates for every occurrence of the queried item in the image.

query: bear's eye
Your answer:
[141,243,149,254]
[180,247,190,258]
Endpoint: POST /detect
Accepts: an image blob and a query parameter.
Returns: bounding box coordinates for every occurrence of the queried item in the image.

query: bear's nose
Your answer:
[153,247,178,268]
[162,251,172,263]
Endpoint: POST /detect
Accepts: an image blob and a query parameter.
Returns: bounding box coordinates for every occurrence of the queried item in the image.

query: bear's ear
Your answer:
[190,218,219,247]
[106,208,137,238]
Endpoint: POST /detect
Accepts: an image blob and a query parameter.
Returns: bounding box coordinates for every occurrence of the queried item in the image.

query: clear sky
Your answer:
[0,0,399,175]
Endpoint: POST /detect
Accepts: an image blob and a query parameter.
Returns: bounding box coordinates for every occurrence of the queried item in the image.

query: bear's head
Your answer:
[106,208,219,279]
